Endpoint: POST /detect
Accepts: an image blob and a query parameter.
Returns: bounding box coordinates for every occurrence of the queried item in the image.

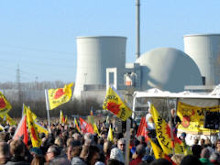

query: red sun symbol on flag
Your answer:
[0,98,6,109]
[54,89,65,99]
[107,102,120,115]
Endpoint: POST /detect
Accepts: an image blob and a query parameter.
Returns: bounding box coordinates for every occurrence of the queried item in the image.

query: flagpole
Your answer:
[45,89,51,132]
[125,118,131,165]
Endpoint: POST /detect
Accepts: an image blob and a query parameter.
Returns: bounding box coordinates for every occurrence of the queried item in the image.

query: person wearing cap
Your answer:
[129,144,146,165]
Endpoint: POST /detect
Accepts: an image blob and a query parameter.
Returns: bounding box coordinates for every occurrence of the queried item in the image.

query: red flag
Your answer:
[79,118,94,134]
[13,115,28,145]
[136,117,149,142]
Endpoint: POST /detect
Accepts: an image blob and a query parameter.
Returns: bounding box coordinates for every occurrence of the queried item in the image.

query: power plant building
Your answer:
[73,34,220,101]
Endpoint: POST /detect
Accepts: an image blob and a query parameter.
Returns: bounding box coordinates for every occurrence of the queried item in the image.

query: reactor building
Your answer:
[73,34,220,101]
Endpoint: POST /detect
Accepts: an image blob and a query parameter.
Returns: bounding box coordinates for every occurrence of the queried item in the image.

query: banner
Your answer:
[47,83,73,110]
[0,92,12,115]
[177,102,220,134]
[103,86,132,121]
[151,104,185,155]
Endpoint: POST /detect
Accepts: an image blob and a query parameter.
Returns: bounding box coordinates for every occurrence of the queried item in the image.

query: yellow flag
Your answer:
[35,122,48,135]
[149,139,165,159]
[103,86,132,121]
[60,111,64,124]
[47,83,73,110]
[26,106,41,147]
[0,124,4,131]
[0,114,16,126]
[74,118,80,133]
[93,123,100,136]
[107,125,113,142]
[22,105,37,121]
[65,115,68,124]
[151,104,185,155]
[0,92,12,115]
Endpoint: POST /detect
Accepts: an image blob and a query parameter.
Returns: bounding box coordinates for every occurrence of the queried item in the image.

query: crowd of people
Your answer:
[0,111,219,165]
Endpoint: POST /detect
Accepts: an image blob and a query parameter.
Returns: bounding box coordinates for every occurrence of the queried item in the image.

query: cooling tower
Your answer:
[74,36,127,99]
[184,34,220,85]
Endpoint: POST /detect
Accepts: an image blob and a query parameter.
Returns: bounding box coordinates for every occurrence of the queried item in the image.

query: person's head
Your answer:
[171,109,176,116]
[86,145,100,165]
[200,148,210,159]
[180,155,202,165]
[54,137,64,147]
[135,144,145,157]
[171,154,185,165]
[179,132,186,141]
[80,144,90,160]
[192,144,202,159]
[46,145,60,162]
[107,159,122,165]
[110,147,124,164]
[150,158,172,165]
[9,139,25,157]
[73,132,81,141]
[31,155,46,165]
[215,139,220,152]
[67,140,82,160]
[117,138,126,152]
[0,142,9,164]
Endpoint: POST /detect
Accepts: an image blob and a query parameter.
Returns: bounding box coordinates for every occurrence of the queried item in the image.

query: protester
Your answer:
[170,108,181,135]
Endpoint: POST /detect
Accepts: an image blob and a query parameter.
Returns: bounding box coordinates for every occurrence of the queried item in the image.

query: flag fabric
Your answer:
[0,124,4,131]
[136,117,146,137]
[35,122,49,135]
[149,139,165,159]
[79,118,94,134]
[0,114,16,126]
[13,115,28,145]
[93,123,100,136]
[107,125,113,142]
[0,91,12,115]
[22,105,37,121]
[177,101,220,133]
[26,107,41,147]
[151,104,185,155]
[47,83,73,110]
[60,111,65,124]
[103,86,132,121]
[65,115,68,124]
[74,118,81,133]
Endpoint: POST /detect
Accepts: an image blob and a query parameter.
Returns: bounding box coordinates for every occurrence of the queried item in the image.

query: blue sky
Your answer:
[0,0,219,83]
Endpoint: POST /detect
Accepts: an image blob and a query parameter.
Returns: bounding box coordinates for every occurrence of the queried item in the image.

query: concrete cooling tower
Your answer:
[74,36,127,99]
[136,48,202,92]
[184,34,220,86]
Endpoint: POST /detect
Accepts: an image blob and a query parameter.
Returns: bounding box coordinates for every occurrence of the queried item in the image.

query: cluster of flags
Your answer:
[13,105,48,147]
